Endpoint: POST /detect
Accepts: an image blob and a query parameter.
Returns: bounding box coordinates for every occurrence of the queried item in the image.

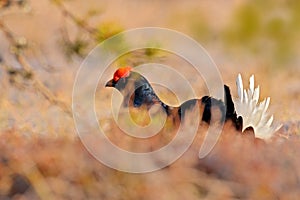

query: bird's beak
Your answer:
[105,79,115,87]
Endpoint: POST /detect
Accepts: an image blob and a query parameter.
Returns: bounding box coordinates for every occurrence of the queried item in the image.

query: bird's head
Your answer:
[105,66,144,96]
[105,66,163,109]
[105,66,133,89]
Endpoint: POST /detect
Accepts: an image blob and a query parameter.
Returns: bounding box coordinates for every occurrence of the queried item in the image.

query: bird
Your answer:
[105,66,240,128]
[105,66,281,140]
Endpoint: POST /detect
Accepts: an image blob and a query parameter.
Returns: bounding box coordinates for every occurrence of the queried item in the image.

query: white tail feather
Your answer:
[236,74,243,102]
[234,74,282,140]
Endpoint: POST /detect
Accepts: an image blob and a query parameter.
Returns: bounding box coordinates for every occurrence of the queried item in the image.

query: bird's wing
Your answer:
[234,74,282,140]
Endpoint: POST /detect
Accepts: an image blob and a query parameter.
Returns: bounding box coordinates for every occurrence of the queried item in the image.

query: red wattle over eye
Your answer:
[113,66,132,82]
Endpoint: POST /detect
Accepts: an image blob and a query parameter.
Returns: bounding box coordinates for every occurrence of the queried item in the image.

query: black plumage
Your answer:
[106,68,239,128]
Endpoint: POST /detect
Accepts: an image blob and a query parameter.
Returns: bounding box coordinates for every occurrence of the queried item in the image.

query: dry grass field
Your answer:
[0,0,300,199]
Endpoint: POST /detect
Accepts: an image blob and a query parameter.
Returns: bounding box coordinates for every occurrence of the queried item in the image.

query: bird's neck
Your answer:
[130,80,177,116]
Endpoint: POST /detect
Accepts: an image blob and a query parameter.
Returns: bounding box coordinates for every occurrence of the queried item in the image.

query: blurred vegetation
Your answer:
[56,1,124,59]
[94,22,123,43]
[0,0,300,199]
[171,9,212,42]
[183,0,300,68]
[222,0,300,67]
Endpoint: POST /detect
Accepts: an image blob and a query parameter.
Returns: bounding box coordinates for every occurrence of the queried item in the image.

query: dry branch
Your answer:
[0,20,72,116]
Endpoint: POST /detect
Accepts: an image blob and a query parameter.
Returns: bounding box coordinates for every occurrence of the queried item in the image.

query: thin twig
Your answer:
[54,2,97,36]
[0,20,72,116]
